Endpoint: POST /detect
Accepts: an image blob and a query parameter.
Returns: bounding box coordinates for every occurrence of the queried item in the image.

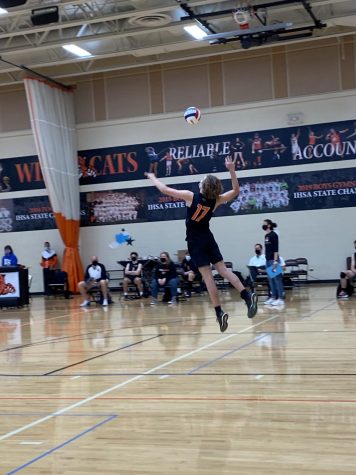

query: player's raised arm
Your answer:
[215,157,240,206]
[145,172,194,204]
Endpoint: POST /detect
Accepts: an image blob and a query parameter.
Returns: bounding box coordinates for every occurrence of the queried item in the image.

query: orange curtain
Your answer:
[55,213,83,293]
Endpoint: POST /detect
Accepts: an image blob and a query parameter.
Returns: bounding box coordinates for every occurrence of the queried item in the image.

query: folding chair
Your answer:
[291,258,309,285]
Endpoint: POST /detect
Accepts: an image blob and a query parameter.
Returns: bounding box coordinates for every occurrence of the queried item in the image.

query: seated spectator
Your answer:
[2,245,18,267]
[40,242,59,296]
[150,252,179,305]
[338,240,356,299]
[78,256,109,307]
[181,251,198,298]
[40,242,58,269]
[248,243,266,281]
[123,251,144,299]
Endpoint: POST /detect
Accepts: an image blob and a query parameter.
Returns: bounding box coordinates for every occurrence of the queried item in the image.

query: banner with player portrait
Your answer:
[77,118,356,184]
[0,167,354,233]
[79,167,356,227]
[0,118,356,192]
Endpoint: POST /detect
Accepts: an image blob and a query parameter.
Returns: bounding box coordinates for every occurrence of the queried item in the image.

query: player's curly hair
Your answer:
[201,175,223,200]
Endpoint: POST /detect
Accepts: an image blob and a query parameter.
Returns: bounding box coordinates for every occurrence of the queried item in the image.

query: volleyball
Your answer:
[184,106,201,125]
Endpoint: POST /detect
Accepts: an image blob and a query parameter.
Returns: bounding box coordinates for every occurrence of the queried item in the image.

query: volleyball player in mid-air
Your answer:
[145,157,258,332]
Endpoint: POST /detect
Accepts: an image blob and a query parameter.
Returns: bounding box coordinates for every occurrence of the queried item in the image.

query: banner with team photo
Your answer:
[0,167,353,232]
[0,118,356,192]
[217,168,356,217]
[81,190,148,225]
[79,167,356,227]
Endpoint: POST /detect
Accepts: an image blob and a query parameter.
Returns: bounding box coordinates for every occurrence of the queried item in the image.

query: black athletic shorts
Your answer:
[124,275,140,283]
[187,233,223,268]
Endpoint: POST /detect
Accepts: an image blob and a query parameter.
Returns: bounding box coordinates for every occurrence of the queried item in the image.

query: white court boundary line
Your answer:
[0,315,279,442]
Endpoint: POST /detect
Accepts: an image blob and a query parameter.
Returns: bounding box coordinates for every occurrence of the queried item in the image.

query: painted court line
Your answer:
[4,397,356,404]
[19,442,43,446]
[187,333,269,374]
[6,415,117,475]
[43,334,162,375]
[0,314,279,442]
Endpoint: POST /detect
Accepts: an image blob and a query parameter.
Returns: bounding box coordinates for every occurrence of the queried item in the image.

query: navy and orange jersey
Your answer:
[41,252,58,269]
[125,261,141,276]
[186,193,216,239]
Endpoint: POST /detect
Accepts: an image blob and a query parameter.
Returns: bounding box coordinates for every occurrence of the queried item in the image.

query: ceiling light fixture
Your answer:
[62,44,93,58]
[184,24,208,40]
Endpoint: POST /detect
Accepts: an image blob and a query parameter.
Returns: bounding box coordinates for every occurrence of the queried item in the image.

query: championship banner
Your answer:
[80,167,356,227]
[0,119,355,192]
[0,196,57,233]
[0,167,354,233]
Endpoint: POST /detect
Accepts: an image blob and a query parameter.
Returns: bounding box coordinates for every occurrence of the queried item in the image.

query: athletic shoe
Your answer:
[263,297,274,305]
[168,297,177,305]
[80,300,90,307]
[216,310,228,333]
[150,298,157,306]
[338,291,349,299]
[246,291,258,318]
[102,299,108,306]
[271,299,284,306]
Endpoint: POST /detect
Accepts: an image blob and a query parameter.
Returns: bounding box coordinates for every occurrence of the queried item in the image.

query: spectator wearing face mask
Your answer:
[263,219,285,306]
[181,251,197,298]
[78,256,109,307]
[150,252,178,305]
[248,243,266,282]
[123,251,144,299]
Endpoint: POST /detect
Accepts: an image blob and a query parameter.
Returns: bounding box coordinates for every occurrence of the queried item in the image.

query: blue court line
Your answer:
[185,302,336,375]
[187,333,270,374]
[6,414,118,475]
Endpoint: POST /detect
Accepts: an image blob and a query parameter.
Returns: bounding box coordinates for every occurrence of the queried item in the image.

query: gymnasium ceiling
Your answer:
[0,0,355,86]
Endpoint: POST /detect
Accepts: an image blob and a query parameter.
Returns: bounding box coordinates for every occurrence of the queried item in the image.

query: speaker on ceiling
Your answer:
[0,0,27,7]
[31,6,59,26]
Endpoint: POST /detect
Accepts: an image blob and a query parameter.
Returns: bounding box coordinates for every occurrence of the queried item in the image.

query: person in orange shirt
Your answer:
[41,242,58,296]
[41,242,58,269]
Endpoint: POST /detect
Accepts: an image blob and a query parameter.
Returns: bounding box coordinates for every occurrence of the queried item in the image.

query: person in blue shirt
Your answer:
[2,245,18,267]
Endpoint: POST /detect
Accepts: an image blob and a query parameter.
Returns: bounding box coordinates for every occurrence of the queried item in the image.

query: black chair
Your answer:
[347,257,352,270]
[291,258,309,285]
[123,276,148,300]
[213,261,233,291]
[246,265,269,296]
[178,268,204,298]
[346,257,356,290]
[284,259,298,285]
[46,270,70,299]
[87,272,113,304]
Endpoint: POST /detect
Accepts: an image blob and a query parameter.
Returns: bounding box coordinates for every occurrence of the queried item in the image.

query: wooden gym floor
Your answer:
[0,284,355,474]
